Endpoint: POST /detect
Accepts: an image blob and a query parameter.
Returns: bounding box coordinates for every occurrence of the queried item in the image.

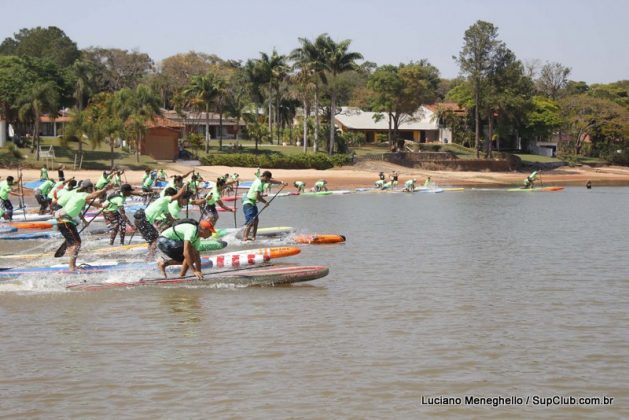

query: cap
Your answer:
[120,183,133,193]
[79,179,93,190]
[199,219,216,233]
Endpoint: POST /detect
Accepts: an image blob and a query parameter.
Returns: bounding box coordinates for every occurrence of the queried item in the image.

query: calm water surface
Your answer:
[1,187,628,418]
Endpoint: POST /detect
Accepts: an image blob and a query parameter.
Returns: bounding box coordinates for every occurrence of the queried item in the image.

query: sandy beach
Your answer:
[3,162,629,190]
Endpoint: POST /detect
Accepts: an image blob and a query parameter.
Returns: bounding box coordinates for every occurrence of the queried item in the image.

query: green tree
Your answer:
[536,62,571,99]
[183,72,220,153]
[244,114,270,152]
[559,94,629,156]
[525,96,563,145]
[368,61,439,151]
[125,84,162,162]
[456,20,504,158]
[318,35,363,154]
[257,49,288,143]
[18,81,60,159]
[82,47,153,92]
[0,26,80,68]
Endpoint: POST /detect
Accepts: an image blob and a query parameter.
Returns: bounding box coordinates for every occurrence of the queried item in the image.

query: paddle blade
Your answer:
[54,241,68,258]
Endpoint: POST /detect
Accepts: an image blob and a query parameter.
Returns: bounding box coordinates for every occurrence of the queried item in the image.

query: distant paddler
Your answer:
[374,179,391,190]
[402,179,417,192]
[390,171,399,188]
[160,170,194,197]
[424,176,434,188]
[156,219,217,280]
[523,171,539,189]
[192,177,234,225]
[134,186,187,258]
[242,170,286,242]
[314,180,328,192]
[50,178,77,212]
[102,183,144,246]
[40,165,49,181]
[157,169,167,181]
[55,180,111,271]
[141,168,157,193]
[34,178,55,214]
[0,176,23,221]
[95,169,116,191]
[293,181,306,193]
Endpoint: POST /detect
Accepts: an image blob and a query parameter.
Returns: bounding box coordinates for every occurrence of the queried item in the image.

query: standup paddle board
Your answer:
[7,221,54,230]
[67,264,329,290]
[0,226,18,234]
[507,186,564,192]
[0,247,299,277]
[0,232,57,240]
[292,234,346,244]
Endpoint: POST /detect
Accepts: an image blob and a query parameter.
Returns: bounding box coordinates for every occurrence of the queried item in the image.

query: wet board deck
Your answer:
[67,264,329,290]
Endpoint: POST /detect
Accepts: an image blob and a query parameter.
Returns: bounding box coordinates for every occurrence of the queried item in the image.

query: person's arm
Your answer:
[86,184,112,202]
[183,240,203,280]
[180,170,194,179]
[217,199,233,211]
[171,185,187,201]
[267,178,288,186]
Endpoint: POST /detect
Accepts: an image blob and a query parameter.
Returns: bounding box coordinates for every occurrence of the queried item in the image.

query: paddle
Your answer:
[17,167,26,221]
[538,171,544,188]
[54,207,103,258]
[233,180,239,228]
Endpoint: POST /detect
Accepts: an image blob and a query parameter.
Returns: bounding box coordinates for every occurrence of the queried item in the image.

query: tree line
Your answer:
[0,22,627,164]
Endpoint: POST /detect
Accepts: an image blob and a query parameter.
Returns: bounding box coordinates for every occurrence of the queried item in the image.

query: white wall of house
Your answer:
[0,120,6,147]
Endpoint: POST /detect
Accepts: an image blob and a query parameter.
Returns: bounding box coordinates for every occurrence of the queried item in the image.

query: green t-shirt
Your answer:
[405,180,415,188]
[56,186,73,202]
[61,191,88,224]
[103,194,126,213]
[38,180,55,196]
[204,185,220,206]
[47,181,64,199]
[242,178,264,206]
[145,196,172,223]
[315,180,325,188]
[294,181,304,188]
[188,180,199,191]
[113,174,121,186]
[142,175,155,188]
[0,181,11,200]
[161,223,200,249]
[156,200,181,222]
[40,168,48,180]
[95,174,112,190]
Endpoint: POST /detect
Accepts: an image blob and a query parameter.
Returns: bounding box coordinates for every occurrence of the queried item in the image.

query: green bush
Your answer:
[202,152,354,169]
[8,143,23,159]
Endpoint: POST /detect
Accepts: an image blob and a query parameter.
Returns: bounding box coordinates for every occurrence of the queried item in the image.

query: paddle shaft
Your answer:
[18,168,26,221]
[54,208,104,257]
[233,181,239,228]
[243,184,285,228]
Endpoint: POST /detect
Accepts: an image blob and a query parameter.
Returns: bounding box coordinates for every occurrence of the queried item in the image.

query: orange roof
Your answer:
[40,115,72,123]
[424,102,466,113]
[146,115,184,129]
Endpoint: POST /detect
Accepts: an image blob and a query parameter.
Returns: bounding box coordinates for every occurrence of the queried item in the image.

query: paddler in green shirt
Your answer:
[523,171,539,189]
[34,178,55,214]
[157,219,216,280]
[141,169,156,193]
[0,176,23,221]
[95,170,115,191]
[158,169,167,181]
[134,186,187,258]
[112,169,124,187]
[423,176,434,188]
[40,165,49,181]
[403,179,417,192]
[55,179,111,271]
[192,177,234,224]
[293,181,305,193]
[314,180,328,192]
[242,170,286,241]
[102,183,143,246]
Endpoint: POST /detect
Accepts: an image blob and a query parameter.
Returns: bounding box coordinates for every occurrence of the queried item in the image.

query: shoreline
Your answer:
[3,162,629,190]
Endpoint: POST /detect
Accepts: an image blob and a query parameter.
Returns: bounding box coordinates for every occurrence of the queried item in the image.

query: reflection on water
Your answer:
[1,188,629,417]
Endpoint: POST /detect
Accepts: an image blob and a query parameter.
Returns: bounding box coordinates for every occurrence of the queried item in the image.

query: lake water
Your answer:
[1,187,628,418]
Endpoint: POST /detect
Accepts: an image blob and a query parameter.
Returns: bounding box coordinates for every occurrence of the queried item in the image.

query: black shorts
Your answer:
[134,210,159,243]
[204,204,218,220]
[0,198,13,219]
[57,221,81,247]
[157,237,184,262]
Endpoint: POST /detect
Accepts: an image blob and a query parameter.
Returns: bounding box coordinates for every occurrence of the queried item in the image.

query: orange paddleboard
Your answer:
[8,222,54,230]
[224,247,301,259]
[293,234,346,244]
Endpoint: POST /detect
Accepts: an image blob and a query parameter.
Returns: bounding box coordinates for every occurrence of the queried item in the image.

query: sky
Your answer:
[1,0,627,84]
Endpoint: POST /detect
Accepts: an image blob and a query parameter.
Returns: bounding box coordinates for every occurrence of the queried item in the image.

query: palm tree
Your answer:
[318,35,363,154]
[183,73,219,153]
[18,81,60,160]
[126,84,161,162]
[225,68,253,143]
[257,50,288,143]
[291,35,327,152]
